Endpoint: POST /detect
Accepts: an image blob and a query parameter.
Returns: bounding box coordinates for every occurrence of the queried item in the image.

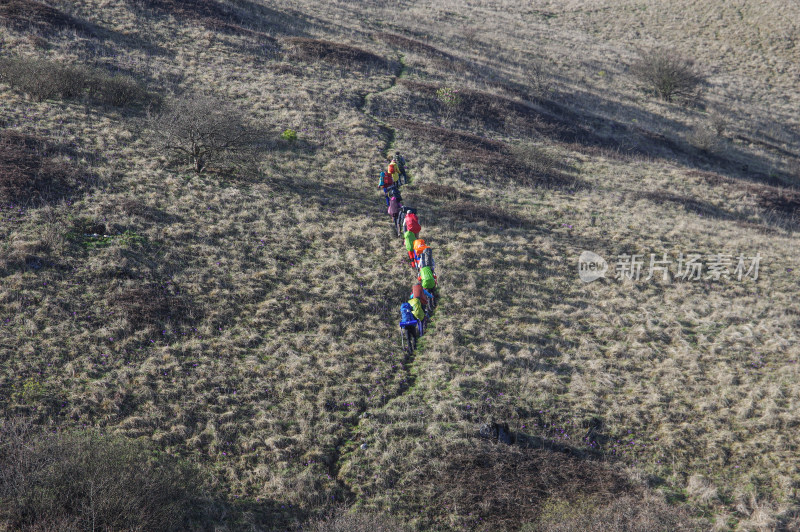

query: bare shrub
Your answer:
[687,123,722,153]
[95,74,154,107]
[0,131,86,205]
[147,94,258,174]
[307,508,408,532]
[0,419,201,531]
[0,56,153,107]
[631,48,704,102]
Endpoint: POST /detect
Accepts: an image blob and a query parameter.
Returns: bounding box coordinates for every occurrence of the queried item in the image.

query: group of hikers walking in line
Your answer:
[376,153,439,355]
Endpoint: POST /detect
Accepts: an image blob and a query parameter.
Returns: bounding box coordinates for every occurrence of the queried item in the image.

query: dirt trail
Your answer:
[326,50,431,503]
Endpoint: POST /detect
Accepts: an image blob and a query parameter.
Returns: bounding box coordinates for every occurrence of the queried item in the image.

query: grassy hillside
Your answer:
[1,0,798,530]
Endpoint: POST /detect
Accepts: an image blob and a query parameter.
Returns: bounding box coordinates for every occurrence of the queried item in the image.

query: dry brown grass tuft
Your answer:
[687,169,800,223]
[111,281,195,330]
[306,508,409,532]
[0,0,93,35]
[0,131,85,206]
[394,119,580,188]
[284,37,389,70]
[414,442,637,530]
[375,32,455,60]
[444,199,529,228]
[531,493,705,531]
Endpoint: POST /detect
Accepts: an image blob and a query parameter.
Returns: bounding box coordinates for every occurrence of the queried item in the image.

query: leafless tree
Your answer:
[148,94,256,174]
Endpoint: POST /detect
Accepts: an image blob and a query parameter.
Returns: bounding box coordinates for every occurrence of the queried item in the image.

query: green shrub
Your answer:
[281,128,298,142]
[0,419,202,531]
[435,86,462,107]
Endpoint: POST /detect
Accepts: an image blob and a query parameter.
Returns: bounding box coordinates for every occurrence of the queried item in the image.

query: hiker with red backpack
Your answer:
[378,170,394,206]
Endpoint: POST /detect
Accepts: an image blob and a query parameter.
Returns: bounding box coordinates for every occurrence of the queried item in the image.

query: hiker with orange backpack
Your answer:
[412,239,427,270]
[387,157,400,187]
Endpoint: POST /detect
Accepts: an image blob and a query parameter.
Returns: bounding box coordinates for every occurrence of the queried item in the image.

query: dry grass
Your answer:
[0,0,94,35]
[284,37,390,70]
[0,131,87,206]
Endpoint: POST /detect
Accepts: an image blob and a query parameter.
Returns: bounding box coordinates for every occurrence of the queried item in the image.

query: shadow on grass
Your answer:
[388,76,798,190]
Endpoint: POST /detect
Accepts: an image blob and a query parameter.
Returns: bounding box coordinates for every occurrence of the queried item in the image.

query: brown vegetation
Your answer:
[375,32,455,60]
[0,131,85,206]
[688,169,800,222]
[0,420,201,532]
[0,0,93,35]
[394,119,580,188]
[111,281,194,329]
[0,56,155,107]
[412,443,643,530]
[284,37,389,69]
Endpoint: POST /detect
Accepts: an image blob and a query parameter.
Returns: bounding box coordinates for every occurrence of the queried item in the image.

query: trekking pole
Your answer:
[400,327,405,352]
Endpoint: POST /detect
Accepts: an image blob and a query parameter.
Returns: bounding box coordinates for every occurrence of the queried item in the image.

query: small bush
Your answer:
[281,128,298,143]
[631,48,704,102]
[0,56,153,107]
[0,419,202,531]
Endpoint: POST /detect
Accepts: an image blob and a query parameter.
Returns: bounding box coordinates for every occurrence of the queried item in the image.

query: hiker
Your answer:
[419,244,434,272]
[408,296,425,323]
[387,158,400,187]
[395,152,407,184]
[410,283,433,314]
[386,184,402,204]
[412,238,428,270]
[378,170,394,205]
[404,209,421,235]
[404,229,417,266]
[388,194,401,229]
[419,264,437,296]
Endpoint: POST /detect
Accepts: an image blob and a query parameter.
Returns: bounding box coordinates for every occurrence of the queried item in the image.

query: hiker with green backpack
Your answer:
[418,264,438,299]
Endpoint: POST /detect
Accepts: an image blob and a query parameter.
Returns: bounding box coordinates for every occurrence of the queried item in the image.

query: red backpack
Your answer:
[405,213,420,234]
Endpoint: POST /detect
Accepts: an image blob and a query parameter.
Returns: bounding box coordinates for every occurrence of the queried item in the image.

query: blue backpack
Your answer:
[400,302,416,323]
